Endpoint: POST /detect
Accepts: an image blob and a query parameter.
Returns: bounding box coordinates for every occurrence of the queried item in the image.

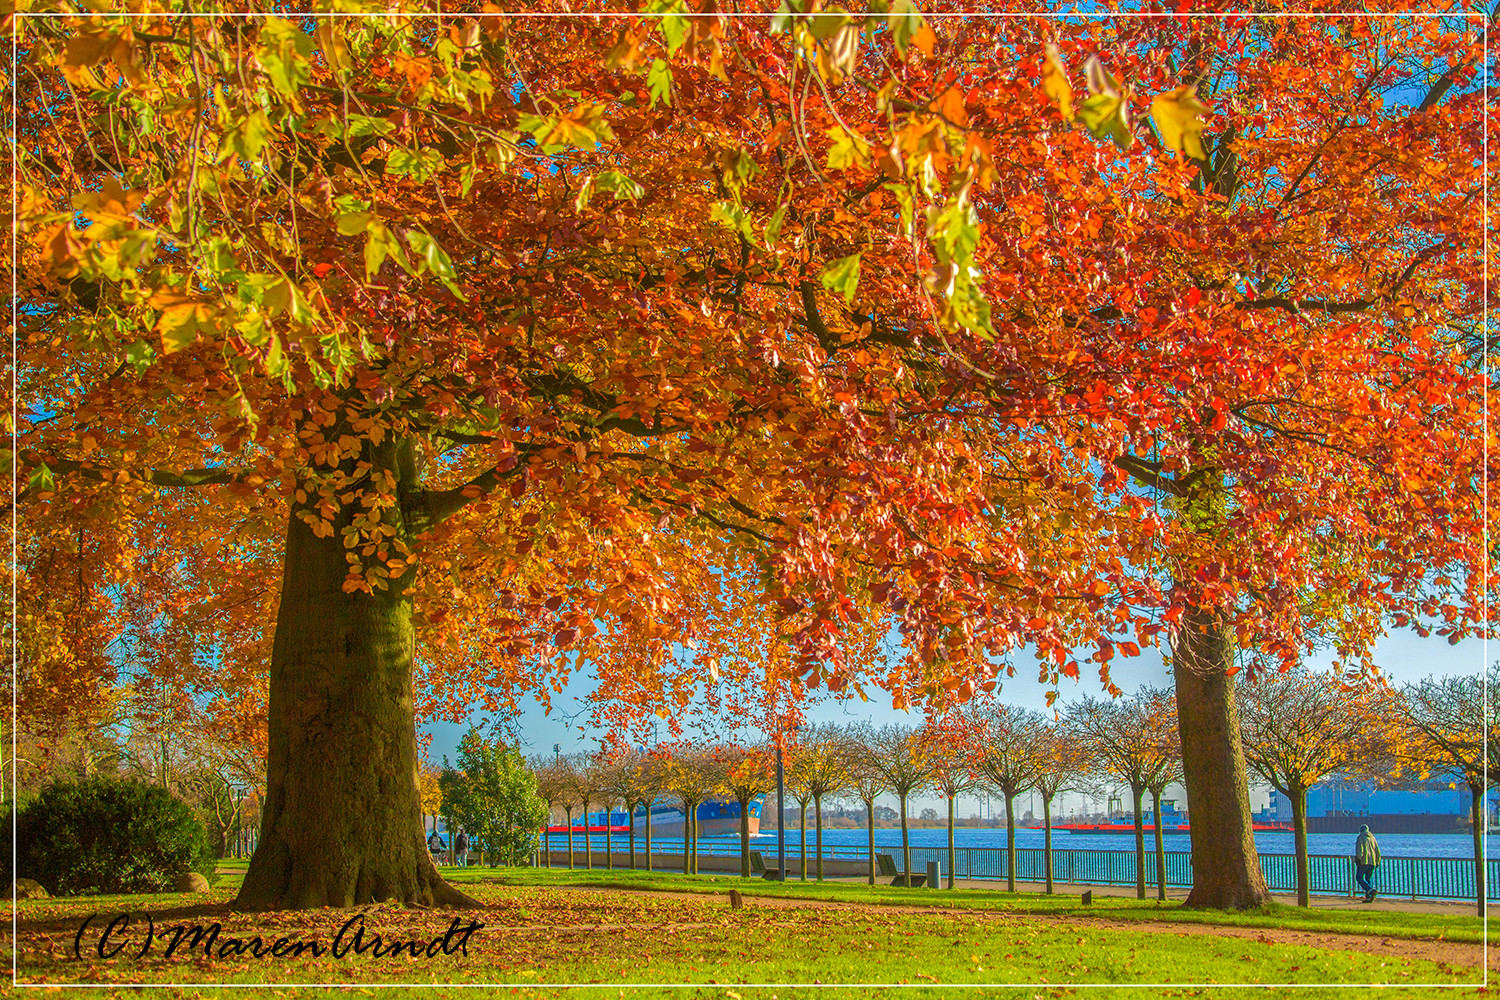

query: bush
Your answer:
[15,778,217,896]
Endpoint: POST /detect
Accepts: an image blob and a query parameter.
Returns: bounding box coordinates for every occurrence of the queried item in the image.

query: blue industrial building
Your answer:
[1267,781,1496,834]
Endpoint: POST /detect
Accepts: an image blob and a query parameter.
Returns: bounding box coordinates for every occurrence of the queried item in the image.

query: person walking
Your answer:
[427,829,446,856]
[1354,824,1381,902]
[455,829,471,868]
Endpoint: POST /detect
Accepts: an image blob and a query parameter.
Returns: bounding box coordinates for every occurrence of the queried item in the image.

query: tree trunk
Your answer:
[1005,790,1017,892]
[739,796,751,878]
[865,797,876,886]
[234,502,475,911]
[1151,786,1167,902]
[1471,780,1485,917]
[645,805,653,873]
[690,805,699,874]
[682,802,692,874]
[798,801,808,880]
[566,807,575,868]
[946,794,955,889]
[1172,610,1272,909]
[1132,783,1146,901]
[900,790,911,887]
[582,797,592,870]
[1292,783,1309,908]
[605,798,614,870]
[814,793,825,881]
[1042,793,1054,894]
[629,803,637,870]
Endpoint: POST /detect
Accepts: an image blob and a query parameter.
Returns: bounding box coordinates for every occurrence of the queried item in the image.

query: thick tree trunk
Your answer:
[1151,786,1167,902]
[234,505,475,912]
[814,794,825,881]
[1292,783,1309,907]
[1172,610,1272,909]
[1042,793,1054,894]
[946,795,955,889]
[865,798,876,886]
[1132,783,1146,900]
[1471,781,1485,917]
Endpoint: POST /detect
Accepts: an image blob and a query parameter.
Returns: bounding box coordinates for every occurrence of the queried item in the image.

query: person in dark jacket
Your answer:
[1354,825,1381,902]
[455,830,471,867]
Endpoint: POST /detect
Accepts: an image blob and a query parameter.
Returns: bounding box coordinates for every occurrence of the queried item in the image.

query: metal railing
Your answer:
[541,834,1496,901]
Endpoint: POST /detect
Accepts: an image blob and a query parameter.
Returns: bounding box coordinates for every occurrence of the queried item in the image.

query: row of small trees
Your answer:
[526,669,1493,910]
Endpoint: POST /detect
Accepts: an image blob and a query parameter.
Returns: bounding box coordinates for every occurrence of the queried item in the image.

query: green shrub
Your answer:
[15,778,217,896]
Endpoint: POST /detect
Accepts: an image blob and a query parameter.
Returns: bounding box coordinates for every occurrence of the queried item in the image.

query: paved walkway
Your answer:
[812,874,1490,915]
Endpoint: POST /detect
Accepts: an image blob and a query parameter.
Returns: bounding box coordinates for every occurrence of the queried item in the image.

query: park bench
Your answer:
[876,852,925,887]
[748,851,766,877]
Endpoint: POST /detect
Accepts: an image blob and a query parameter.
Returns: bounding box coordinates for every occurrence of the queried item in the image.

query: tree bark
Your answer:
[946,795,955,889]
[628,805,636,870]
[234,500,475,911]
[682,801,692,874]
[582,796,592,870]
[739,796,751,878]
[1042,793,1054,894]
[798,801,808,880]
[1470,780,1485,917]
[605,798,614,870]
[814,793,825,881]
[1291,783,1309,907]
[1005,790,1016,892]
[566,807,575,868]
[900,791,911,887]
[1151,786,1167,902]
[864,797,876,886]
[1172,609,1272,909]
[645,805,653,872]
[1132,783,1146,901]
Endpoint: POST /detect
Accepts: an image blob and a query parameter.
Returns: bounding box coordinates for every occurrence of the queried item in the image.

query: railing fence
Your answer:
[539,833,1495,901]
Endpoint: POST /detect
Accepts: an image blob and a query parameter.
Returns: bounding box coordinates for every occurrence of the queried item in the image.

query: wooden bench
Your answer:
[876,852,925,887]
[748,851,766,876]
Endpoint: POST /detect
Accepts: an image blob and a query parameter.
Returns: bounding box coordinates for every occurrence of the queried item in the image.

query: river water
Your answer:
[553,826,1492,860]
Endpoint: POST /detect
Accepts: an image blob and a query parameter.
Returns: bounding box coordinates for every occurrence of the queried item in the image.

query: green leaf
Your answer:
[364,221,410,280]
[709,201,754,240]
[1078,93,1132,150]
[808,11,851,40]
[386,147,446,182]
[825,128,871,171]
[649,0,691,53]
[819,253,862,305]
[219,110,271,163]
[596,170,645,201]
[336,211,373,236]
[406,230,468,300]
[259,18,314,97]
[888,0,920,55]
[926,197,979,264]
[27,463,55,494]
[647,59,673,109]
[764,203,788,248]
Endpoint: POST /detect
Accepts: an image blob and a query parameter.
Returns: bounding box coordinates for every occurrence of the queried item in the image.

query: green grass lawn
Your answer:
[474,865,1483,944]
[3,863,1484,999]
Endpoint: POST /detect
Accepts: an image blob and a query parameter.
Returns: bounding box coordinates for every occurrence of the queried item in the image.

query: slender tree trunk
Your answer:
[900,790,911,887]
[1151,786,1167,902]
[629,804,636,870]
[1292,783,1309,908]
[1004,790,1018,892]
[582,797,592,870]
[1132,783,1146,900]
[566,807,574,869]
[814,793,825,881]
[683,802,692,875]
[645,805,653,873]
[865,797,876,886]
[1471,780,1485,917]
[799,801,808,880]
[691,805,699,874]
[605,798,614,870]
[1172,609,1272,909]
[1042,793,1054,894]
[235,498,474,911]
[740,796,751,878]
[946,794,956,889]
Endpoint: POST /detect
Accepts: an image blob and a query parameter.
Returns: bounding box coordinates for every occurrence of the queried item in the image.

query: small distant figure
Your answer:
[427,830,446,855]
[1354,824,1381,903]
[455,830,471,867]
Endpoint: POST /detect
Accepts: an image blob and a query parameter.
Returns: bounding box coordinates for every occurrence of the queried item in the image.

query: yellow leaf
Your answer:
[911,20,937,58]
[1151,85,1211,160]
[1042,43,1074,121]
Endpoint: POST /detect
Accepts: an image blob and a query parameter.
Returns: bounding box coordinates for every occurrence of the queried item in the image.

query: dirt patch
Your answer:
[558,884,1489,971]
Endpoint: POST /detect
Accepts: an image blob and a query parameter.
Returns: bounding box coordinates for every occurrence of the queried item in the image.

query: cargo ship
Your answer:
[545,799,761,838]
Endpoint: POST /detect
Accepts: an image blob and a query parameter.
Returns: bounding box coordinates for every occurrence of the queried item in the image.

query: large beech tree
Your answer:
[14,6,1485,912]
